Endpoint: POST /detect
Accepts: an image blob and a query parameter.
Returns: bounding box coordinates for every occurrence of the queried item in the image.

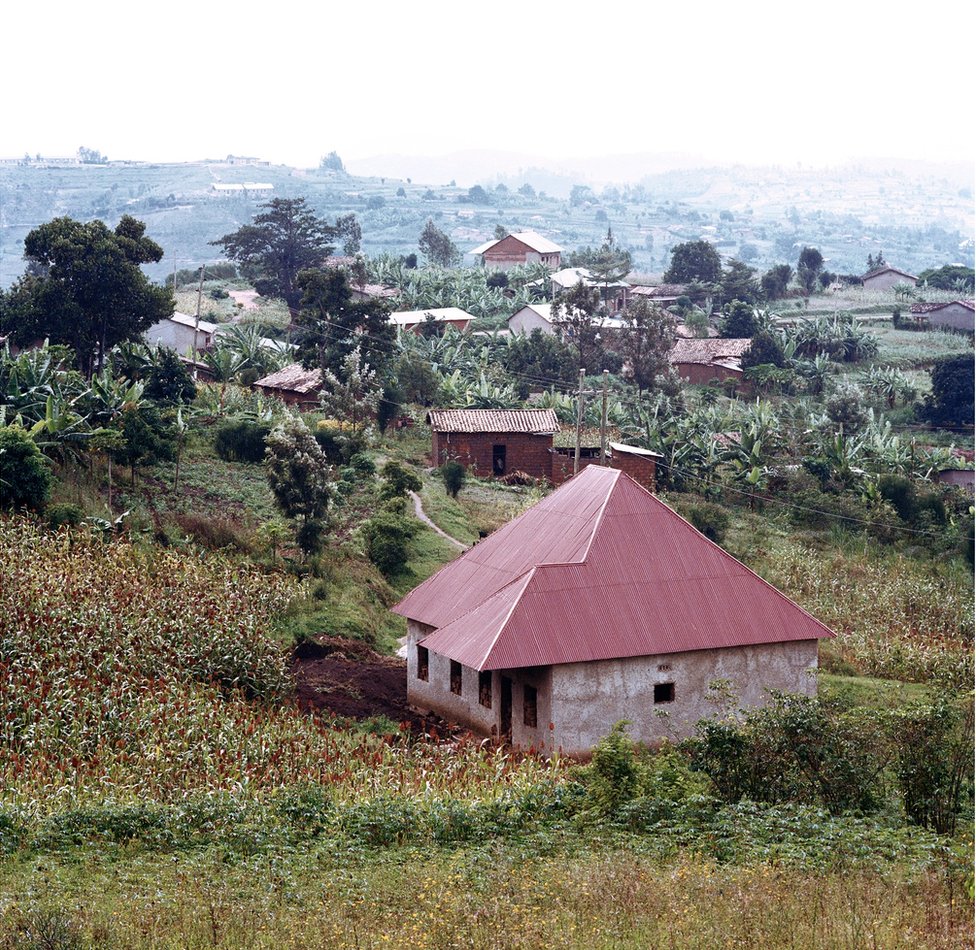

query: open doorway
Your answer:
[500,676,512,738]
[492,444,507,475]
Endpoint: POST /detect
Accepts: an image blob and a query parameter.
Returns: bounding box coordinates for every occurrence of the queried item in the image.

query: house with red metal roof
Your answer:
[395,466,833,754]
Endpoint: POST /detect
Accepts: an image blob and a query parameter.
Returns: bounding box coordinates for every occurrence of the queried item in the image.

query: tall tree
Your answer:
[761,263,793,300]
[0,216,172,376]
[550,283,603,370]
[294,268,395,378]
[418,219,460,267]
[663,240,722,284]
[211,198,360,311]
[719,259,760,306]
[585,228,633,309]
[617,299,677,394]
[797,246,824,294]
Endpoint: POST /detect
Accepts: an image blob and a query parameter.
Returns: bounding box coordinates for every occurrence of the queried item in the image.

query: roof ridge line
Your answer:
[477,568,537,671]
[579,468,621,563]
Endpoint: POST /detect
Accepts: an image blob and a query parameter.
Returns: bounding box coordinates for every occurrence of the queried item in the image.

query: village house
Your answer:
[389,307,476,334]
[252,362,323,409]
[909,300,975,333]
[144,311,219,353]
[670,338,752,386]
[628,283,689,309]
[428,408,560,479]
[507,302,626,337]
[861,265,918,291]
[470,231,562,271]
[395,466,832,754]
[529,267,631,311]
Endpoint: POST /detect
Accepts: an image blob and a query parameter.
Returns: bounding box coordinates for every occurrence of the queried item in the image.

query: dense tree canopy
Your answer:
[0,215,171,376]
[617,299,678,394]
[719,300,758,338]
[663,241,723,284]
[920,354,974,426]
[719,259,760,307]
[917,265,975,293]
[211,198,361,311]
[502,329,577,399]
[761,263,794,300]
[797,247,825,294]
[418,219,460,267]
[294,268,395,378]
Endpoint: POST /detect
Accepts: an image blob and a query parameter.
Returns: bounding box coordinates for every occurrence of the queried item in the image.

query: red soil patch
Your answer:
[291,636,449,734]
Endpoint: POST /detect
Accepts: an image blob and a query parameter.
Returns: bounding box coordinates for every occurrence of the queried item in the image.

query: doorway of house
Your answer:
[492,444,506,475]
[500,676,512,738]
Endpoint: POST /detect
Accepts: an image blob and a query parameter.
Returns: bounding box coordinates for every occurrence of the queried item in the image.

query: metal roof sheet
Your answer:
[389,307,475,325]
[399,467,834,670]
[427,408,560,434]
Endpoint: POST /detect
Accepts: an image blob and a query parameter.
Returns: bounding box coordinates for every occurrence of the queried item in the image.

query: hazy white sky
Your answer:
[3,0,974,171]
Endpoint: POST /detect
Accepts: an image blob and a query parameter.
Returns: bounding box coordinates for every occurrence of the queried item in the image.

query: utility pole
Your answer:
[600,369,609,465]
[193,264,206,373]
[574,368,586,475]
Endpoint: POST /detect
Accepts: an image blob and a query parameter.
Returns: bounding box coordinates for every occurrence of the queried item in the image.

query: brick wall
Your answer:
[550,452,656,490]
[433,431,554,480]
[482,237,560,271]
[674,362,744,386]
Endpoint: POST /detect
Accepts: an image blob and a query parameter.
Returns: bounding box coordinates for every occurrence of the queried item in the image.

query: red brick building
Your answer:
[470,231,562,271]
[428,409,560,479]
[670,338,752,387]
[252,362,323,409]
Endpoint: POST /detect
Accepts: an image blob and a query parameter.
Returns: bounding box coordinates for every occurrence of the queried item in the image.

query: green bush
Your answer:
[45,503,84,530]
[380,460,422,500]
[689,693,886,815]
[213,419,272,463]
[362,512,419,575]
[348,452,376,477]
[440,460,465,498]
[144,349,196,405]
[683,501,730,544]
[0,426,52,512]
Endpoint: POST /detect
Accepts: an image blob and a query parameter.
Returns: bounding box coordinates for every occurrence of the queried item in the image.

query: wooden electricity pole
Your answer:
[600,369,609,465]
[574,368,586,475]
[193,264,207,374]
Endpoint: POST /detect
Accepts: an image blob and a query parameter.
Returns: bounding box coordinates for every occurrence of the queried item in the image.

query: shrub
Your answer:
[683,501,730,544]
[0,426,52,512]
[878,474,917,522]
[144,349,197,405]
[888,691,974,836]
[584,721,639,817]
[362,512,419,575]
[348,452,376,477]
[45,503,84,530]
[213,419,272,463]
[380,460,422,500]
[441,460,465,498]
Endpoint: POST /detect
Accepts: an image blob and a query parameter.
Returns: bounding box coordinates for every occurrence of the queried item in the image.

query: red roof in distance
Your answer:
[394,467,834,670]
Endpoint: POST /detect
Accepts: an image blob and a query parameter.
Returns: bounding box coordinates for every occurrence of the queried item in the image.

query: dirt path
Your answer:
[408,490,469,551]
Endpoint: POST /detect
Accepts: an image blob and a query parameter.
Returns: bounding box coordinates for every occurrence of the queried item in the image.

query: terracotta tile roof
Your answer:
[394,467,833,669]
[253,362,323,393]
[671,338,752,365]
[629,284,688,298]
[910,300,975,313]
[427,408,560,434]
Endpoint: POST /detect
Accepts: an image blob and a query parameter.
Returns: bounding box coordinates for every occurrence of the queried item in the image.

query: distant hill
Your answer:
[1,155,972,288]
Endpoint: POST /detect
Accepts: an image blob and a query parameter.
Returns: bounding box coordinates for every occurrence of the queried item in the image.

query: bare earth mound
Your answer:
[291,637,447,733]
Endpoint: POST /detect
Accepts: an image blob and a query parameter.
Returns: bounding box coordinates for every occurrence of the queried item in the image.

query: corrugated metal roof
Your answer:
[169,311,219,333]
[397,466,834,670]
[427,408,560,434]
[471,231,563,256]
[389,307,475,326]
[253,362,323,393]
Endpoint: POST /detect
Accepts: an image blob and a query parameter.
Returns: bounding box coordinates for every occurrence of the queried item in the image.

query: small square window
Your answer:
[654,682,675,704]
[523,684,537,727]
[416,645,429,682]
[479,670,492,709]
[450,660,463,696]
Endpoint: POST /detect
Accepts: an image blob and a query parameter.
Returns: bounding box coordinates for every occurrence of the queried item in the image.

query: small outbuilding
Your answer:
[389,307,475,334]
[252,362,323,409]
[395,466,832,754]
[670,338,752,386]
[910,300,974,333]
[428,408,560,479]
